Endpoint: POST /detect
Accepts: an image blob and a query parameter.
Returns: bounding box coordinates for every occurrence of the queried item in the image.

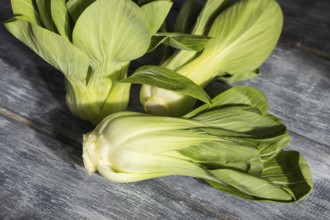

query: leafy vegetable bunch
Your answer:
[5,0,313,203]
[5,0,174,124]
[83,87,313,202]
[128,0,283,116]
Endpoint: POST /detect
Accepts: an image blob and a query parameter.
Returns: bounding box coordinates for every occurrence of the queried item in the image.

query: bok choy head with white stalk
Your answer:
[4,0,173,124]
[83,86,313,203]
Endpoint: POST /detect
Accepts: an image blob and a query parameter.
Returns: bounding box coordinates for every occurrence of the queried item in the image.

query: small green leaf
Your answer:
[124,65,211,104]
[141,0,172,35]
[202,0,283,74]
[185,86,269,118]
[4,18,89,82]
[51,0,71,40]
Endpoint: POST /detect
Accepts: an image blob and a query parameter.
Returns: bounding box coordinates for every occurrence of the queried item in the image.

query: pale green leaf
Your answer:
[141,0,173,35]
[192,0,231,35]
[261,151,313,201]
[202,0,283,74]
[162,0,231,70]
[4,19,89,82]
[34,0,57,31]
[10,0,37,23]
[73,0,151,68]
[51,0,71,40]
[123,65,211,104]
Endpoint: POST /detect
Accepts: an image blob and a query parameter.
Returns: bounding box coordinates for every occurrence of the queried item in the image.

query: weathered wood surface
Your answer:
[277,0,330,59]
[1,0,330,219]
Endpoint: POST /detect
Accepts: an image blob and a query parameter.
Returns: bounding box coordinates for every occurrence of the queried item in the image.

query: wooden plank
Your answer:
[150,131,330,220]
[0,115,223,220]
[1,114,329,219]
[237,46,330,146]
[278,0,330,59]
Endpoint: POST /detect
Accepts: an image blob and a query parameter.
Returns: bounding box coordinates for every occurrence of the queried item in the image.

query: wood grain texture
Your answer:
[0,0,330,219]
[237,47,330,146]
[278,0,330,59]
[0,115,223,220]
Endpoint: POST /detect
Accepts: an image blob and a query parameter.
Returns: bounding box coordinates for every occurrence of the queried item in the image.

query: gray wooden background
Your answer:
[1,0,329,219]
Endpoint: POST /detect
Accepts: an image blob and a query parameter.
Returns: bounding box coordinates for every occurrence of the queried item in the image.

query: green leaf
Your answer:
[10,0,37,23]
[185,86,269,118]
[66,0,95,23]
[4,18,89,82]
[123,65,211,104]
[72,0,151,68]
[178,141,260,172]
[261,151,313,201]
[141,0,173,35]
[206,168,295,202]
[173,0,203,33]
[202,0,283,74]
[50,0,71,40]
[192,0,231,35]
[148,35,168,52]
[192,106,287,139]
[150,33,211,52]
[161,0,231,70]
[34,0,57,31]
[258,133,291,162]
[204,150,312,202]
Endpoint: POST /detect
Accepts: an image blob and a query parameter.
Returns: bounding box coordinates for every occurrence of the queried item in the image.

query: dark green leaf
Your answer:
[151,32,211,52]
[123,65,211,104]
[218,69,260,83]
[185,86,269,118]
[173,0,203,33]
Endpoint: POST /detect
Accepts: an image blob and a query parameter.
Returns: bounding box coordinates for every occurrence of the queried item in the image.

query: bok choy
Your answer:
[83,86,312,203]
[4,0,173,124]
[127,0,283,116]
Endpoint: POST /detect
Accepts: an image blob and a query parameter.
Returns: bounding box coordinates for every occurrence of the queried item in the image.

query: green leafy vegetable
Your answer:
[5,0,173,124]
[83,87,312,202]
[138,0,283,116]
